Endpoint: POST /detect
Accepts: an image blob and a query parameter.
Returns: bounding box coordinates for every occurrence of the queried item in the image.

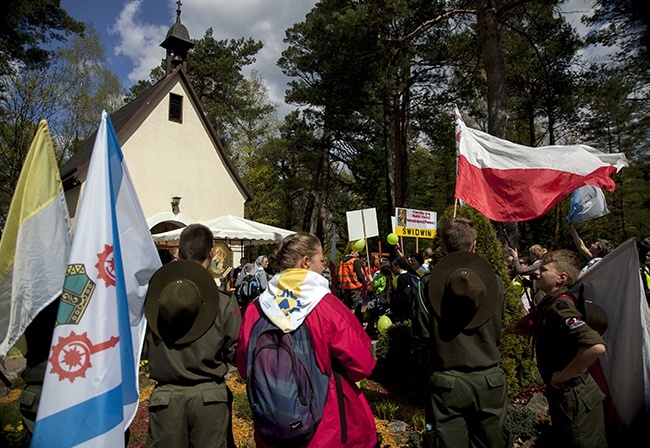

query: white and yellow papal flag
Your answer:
[0,120,72,358]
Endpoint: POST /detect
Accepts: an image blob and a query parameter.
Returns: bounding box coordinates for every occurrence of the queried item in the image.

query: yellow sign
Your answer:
[395,207,437,239]
[397,227,437,239]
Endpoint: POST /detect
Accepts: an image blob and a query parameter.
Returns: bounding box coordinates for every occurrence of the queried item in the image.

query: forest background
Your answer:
[1,0,649,258]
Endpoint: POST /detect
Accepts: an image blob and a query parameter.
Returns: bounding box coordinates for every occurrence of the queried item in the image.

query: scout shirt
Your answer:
[534,286,605,385]
[145,291,241,384]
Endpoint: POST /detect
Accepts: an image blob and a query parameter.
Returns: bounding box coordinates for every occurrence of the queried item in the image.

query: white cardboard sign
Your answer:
[346,208,379,241]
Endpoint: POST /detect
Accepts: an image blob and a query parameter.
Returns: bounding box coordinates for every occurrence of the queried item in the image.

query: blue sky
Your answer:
[61,0,317,114]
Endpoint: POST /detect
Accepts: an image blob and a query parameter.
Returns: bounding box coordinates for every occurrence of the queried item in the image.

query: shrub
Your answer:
[373,400,400,420]
[505,407,538,443]
[374,320,412,382]
[410,413,426,432]
[373,320,429,406]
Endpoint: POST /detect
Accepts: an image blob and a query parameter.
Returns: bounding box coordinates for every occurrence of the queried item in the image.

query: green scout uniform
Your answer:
[414,273,509,448]
[534,286,607,448]
[144,291,241,448]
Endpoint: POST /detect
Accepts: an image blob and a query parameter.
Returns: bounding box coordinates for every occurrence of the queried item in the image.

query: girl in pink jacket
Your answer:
[236,232,377,447]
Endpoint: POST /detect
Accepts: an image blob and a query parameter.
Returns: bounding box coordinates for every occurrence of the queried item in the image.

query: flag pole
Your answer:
[453,107,462,219]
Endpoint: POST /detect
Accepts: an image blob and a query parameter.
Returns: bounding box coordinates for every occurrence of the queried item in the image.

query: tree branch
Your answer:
[396,9,476,42]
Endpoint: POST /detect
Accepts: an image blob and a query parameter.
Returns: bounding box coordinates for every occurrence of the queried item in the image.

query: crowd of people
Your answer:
[13,218,650,448]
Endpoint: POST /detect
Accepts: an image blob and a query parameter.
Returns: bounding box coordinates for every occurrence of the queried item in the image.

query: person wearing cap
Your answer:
[507,249,608,447]
[413,217,509,448]
[143,223,241,448]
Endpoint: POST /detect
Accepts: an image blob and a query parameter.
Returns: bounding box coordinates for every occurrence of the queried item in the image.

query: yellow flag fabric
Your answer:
[0,120,71,357]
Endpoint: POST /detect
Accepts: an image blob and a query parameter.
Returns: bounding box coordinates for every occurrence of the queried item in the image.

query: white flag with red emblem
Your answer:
[32,111,161,447]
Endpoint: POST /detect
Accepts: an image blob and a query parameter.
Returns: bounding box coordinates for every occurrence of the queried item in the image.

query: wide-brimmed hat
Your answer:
[429,251,500,330]
[145,260,220,344]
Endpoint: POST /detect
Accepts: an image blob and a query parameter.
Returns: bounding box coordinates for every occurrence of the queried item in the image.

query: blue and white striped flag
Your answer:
[32,111,162,447]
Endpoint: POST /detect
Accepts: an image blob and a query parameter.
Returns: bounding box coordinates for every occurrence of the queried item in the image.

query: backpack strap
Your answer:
[267,302,349,445]
[333,369,347,443]
[416,274,431,318]
[253,296,263,314]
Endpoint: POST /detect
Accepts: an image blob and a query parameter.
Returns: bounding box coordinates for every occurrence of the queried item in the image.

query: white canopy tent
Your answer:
[151,214,295,245]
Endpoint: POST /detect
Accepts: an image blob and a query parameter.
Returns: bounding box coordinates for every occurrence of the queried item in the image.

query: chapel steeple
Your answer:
[160,0,194,75]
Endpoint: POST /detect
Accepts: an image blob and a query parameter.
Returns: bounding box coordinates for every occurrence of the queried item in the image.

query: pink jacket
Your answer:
[236,293,377,447]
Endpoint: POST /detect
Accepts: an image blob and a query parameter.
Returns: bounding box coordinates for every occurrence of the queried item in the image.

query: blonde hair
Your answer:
[529,244,547,261]
[270,232,322,271]
[541,250,581,287]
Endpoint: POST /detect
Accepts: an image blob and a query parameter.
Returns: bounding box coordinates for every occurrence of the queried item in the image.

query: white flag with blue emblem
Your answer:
[32,111,162,447]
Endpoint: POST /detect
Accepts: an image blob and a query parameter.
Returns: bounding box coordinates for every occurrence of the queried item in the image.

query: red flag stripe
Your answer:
[455,156,618,222]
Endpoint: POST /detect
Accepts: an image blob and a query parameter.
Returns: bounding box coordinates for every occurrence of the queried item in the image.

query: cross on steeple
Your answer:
[176,0,182,19]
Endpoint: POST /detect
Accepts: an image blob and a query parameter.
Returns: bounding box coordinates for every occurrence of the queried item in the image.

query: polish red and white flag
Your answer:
[454,111,628,222]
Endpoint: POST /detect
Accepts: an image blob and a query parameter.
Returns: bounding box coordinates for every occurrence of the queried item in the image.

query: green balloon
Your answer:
[352,239,365,252]
[387,233,398,245]
[377,315,392,333]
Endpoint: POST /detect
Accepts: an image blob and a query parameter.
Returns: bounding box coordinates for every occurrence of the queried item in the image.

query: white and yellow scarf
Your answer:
[258,268,330,332]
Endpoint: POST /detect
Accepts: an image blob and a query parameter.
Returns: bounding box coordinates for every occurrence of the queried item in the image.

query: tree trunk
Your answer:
[394,64,411,210]
[476,0,515,245]
[384,92,396,227]
[476,0,508,139]
[315,127,331,242]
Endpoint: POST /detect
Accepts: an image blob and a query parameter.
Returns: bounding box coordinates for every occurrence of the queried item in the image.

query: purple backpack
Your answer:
[246,301,331,447]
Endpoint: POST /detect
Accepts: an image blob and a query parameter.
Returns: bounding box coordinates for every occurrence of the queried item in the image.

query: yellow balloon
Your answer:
[387,233,399,245]
[512,280,523,296]
[377,315,393,333]
[352,239,365,252]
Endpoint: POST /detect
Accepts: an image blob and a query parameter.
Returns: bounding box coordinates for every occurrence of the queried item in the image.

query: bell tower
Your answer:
[160,0,194,75]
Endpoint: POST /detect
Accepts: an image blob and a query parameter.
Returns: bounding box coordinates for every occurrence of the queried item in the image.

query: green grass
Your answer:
[232,391,252,421]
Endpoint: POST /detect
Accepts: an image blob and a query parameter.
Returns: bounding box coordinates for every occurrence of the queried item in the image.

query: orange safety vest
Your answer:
[338,258,363,290]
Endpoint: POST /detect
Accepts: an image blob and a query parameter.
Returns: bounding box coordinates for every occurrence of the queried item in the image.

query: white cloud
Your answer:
[110,0,172,83]
[110,0,316,115]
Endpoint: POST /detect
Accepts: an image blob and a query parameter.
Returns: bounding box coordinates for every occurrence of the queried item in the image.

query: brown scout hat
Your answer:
[429,251,500,330]
[145,260,219,344]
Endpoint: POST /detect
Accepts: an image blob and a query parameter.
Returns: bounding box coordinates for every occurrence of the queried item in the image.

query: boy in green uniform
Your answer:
[507,249,607,447]
[413,217,509,448]
[143,224,241,448]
